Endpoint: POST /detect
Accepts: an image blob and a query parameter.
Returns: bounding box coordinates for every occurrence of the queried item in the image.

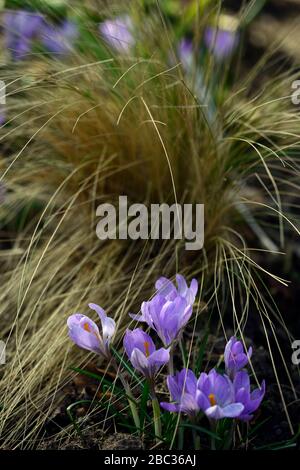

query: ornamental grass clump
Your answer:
[67,274,265,449]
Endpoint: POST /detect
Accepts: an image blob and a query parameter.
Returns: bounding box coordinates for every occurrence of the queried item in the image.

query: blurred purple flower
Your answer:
[130,275,198,346]
[3,10,44,60]
[224,336,252,379]
[197,369,244,420]
[67,303,115,358]
[178,38,193,69]
[124,328,170,379]
[0,108,6,127]
[234,371,265,421]
[160,369,202,417]
[204,27,238,61]
[41,20,79,55]
[99,16,134,53]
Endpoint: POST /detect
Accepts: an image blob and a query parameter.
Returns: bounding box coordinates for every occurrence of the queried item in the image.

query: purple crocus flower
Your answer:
[0,108,6,127]
[41,20,79,55]
[234,371,265,421]
[161,368,244,420]
[178,38,193,69]
[99,15,134,53]
[124,328,170,379]
[155,274,198,305]
[3,10,44,60]
[67,303,115,358]
[160,369,202,417]
[130,275,198,347]
[224,336,252,379]
[197,369,244,420]
[204,27,238,61]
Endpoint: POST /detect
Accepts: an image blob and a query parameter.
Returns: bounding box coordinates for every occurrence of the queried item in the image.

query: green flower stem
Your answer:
[191,417,201,450]
[122,376,141,432]
[149,381,162,444]
[111,357,140,432]
[210,420,217,450]
[192,428,201,450]
[223,421,235,450]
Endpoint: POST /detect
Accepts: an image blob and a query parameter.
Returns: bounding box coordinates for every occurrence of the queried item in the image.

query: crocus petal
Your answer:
[168,368,196,399]
[221,403,244,418]
[155,276,176,297]
[68,314,102,354]
[178,38,193,70]
[205,405,224,420]
[89,303,116,342]
[67,313,84,327]
[148,347,170,370]
[4,10,44,60]
[160,402,180,412]
[167,375,182,402]
[124,328,155,358]
[180,394,201,415]
[125,328,169,378]
[180,304,193,328]
[197,372,208,390]
[234,372,265,421]
[205,402,243,419]
[190,278,198,298]
[88,302,106,321]
[176,274,188,297]
[247,346,253,361]
[130,347,149,375]
[99,16,134,53]
[163,369,202,416]
[234,370,250,391]
[41,20,78,55]
[182,369,198,395]
[215,374,234,405]
[102,317,116,342]
[224,337,235,363]
[247,381,265,414]
[204,27,238,61]
[0,108,6,127]
[123,329,134,357]
[251,380,265,402]
[197,390,211,411]
[129,312,144,322]
[235,387,249,405]
[225,337,252,377]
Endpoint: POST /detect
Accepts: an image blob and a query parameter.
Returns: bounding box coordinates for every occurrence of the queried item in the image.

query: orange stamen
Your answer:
[144,341,150,357]
[208,393,216,406]
[83,322,91,333]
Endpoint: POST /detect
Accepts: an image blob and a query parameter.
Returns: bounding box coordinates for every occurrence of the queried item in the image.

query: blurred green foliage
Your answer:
[4,0,67,18]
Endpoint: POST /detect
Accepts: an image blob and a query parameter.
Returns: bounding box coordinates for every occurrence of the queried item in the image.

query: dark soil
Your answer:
[37,431,143,451]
